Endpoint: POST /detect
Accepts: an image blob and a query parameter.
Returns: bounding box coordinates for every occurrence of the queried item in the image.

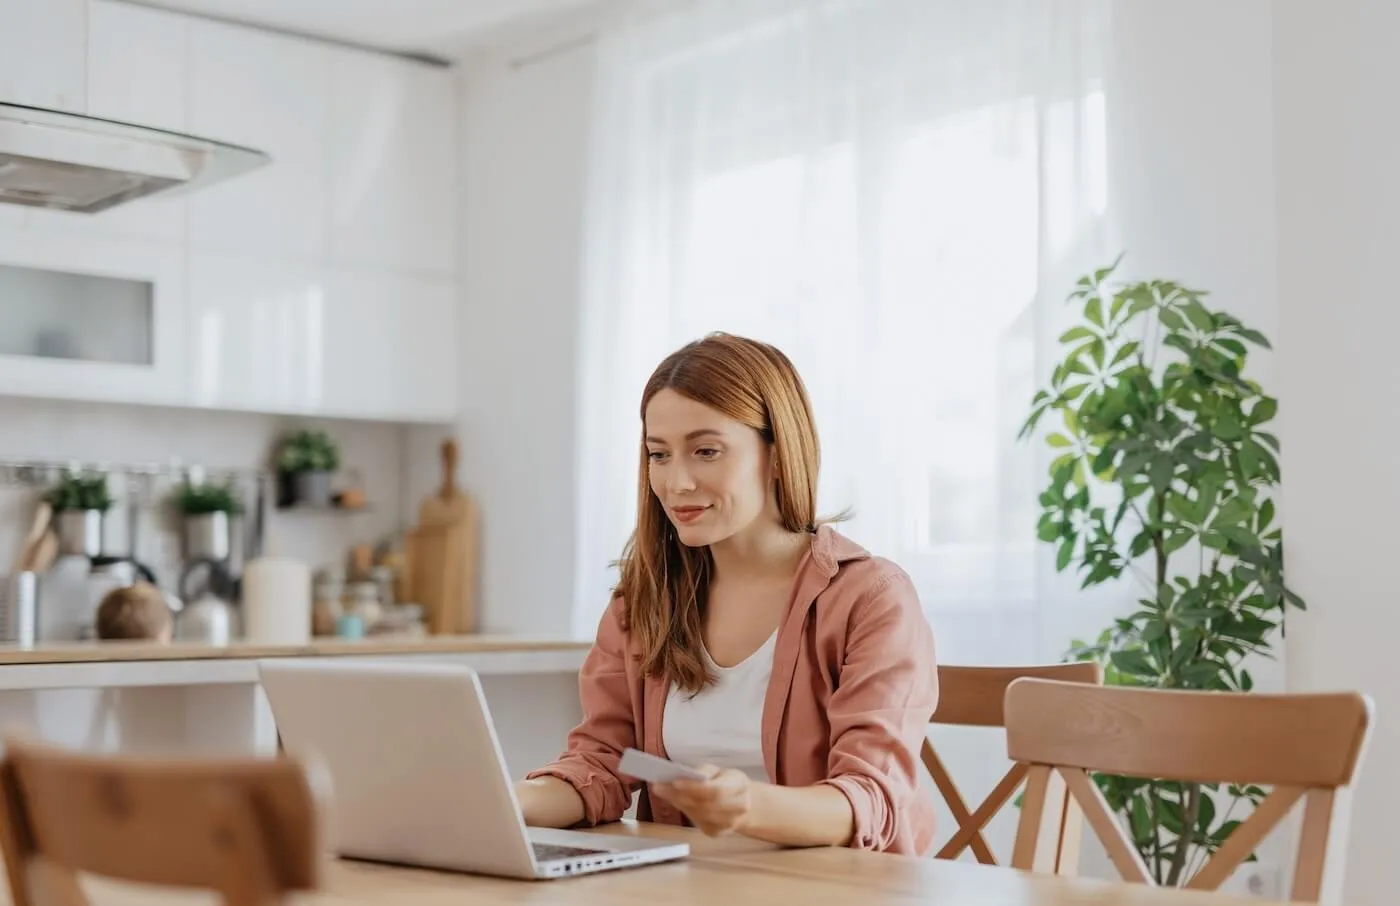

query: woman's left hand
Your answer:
[652,765,752,836]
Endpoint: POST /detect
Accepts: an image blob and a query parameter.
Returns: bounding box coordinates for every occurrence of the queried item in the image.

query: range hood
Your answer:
[0,102,271,214]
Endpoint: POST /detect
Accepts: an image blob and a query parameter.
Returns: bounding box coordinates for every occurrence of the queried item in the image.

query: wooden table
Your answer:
[58,821,1287,906]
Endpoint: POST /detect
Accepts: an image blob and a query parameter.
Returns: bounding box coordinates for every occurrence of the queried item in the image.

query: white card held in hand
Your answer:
[618,748,708,784]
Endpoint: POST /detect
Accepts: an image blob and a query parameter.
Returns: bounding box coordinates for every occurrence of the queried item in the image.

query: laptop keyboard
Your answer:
[533,842,609,863]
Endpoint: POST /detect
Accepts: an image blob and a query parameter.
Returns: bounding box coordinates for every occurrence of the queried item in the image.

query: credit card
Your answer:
[618,747,708,784]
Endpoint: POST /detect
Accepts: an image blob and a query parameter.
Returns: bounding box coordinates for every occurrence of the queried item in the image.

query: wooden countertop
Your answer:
[36,821,1288,906]
[0,634,592,666]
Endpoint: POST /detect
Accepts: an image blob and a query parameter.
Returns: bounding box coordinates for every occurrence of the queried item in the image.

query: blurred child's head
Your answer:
[95,582,172,643]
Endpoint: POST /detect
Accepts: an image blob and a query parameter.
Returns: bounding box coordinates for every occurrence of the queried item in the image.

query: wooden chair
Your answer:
[1005,678,1373,905]
[0,734,332,906]
[924,662,1102,866]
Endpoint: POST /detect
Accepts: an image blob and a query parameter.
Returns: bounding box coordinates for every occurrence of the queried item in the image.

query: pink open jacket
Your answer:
[525,525,940,855]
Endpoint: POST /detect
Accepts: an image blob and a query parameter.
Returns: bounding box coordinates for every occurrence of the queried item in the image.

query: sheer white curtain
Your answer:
[573,0,1120,667]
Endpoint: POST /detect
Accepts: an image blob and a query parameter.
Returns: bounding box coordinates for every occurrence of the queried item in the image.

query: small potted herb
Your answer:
[276,429,341,507]
[175,479,243,562]
[44,470,113,557]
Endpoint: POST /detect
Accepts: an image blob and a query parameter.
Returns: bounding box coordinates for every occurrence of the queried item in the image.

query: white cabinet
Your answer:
[0,227,185,406]
[0,2,459,424]
[0,0,87,113]
[28,0,188,243]
[187,20,332,261]
[187,255,457,422]
[328,52,457,276]
[324,269,459,421]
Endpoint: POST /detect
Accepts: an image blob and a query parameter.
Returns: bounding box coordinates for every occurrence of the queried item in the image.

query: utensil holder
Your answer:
[55,509,102,557]
[183,511,231,562]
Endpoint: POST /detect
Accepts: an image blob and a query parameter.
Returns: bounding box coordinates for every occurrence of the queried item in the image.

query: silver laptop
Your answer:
[256,659,688,880]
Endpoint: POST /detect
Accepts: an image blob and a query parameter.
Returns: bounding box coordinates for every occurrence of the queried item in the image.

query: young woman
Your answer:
[515,332,939,854]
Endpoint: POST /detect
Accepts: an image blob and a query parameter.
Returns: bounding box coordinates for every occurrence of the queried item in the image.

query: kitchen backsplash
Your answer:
[0,393,447,628]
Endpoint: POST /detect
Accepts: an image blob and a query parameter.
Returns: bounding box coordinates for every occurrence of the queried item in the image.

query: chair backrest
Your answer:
[0,735,331,906]
[924,662,1102,865]
[1005,678,1373,905]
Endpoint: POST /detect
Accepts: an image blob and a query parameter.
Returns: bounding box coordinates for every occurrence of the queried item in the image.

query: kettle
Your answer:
[174,559,235,645]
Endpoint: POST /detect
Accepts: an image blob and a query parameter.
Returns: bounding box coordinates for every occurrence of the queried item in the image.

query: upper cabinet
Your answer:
[187,21,333,261]
[0,0,87,113]
[328,52,457,277]
[0,2,460,424]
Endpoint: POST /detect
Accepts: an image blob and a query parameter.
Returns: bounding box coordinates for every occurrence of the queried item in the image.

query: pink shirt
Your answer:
[526,524,940,855]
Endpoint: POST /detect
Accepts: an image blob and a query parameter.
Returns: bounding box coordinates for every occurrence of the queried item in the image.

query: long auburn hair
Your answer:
[616,332,824,694]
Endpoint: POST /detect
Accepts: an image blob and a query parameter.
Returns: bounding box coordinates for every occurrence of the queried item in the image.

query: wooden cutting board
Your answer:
[409,439,479,635]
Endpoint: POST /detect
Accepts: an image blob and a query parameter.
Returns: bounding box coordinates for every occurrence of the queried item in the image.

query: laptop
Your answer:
[256,659,689,880]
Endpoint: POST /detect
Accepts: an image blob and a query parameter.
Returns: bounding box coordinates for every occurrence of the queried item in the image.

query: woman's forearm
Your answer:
[738,781,855,848]
[515,776,586,828]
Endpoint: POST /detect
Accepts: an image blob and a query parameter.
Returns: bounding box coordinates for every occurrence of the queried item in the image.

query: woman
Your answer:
[515,332,938,854]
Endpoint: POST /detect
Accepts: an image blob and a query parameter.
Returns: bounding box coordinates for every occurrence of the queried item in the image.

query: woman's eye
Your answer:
[647,451,668,462]
[695,448,719,459]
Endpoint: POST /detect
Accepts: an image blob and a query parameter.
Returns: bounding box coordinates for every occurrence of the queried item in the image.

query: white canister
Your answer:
[240,556,312,645]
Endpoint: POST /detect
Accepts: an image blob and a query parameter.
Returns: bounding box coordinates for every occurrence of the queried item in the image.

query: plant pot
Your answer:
[55,509,103,558]
[183,511,231,562]
[294,470,334,507]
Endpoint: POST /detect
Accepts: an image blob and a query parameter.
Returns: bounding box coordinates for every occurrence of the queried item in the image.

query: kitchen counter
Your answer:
[0,634,590,774]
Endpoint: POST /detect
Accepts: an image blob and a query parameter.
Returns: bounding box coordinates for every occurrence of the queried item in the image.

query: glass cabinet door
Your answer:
[0,263,154,366]
[0,231,184,406]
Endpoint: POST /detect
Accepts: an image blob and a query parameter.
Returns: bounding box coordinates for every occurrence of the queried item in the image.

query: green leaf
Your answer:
[1110,649,1157,679]
[1258,497,1276,533]
[1060,326,1097,344]
[1047,433,1075,448]
[1158,307,1187,331]
[1237,327,1272,349]
[1056,538,1075,571]
[1129,796,1152,844]
[1109,341,1141,369]
[1250,397,1278,425]
[1184,299,1216,332]
[1086,295,1105,328]
[1196,789,1217,834]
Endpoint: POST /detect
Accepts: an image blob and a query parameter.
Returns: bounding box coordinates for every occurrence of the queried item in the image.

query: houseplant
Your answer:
[44,470,113,557]
[175,479,243,562]
[1019,257,1306,885]
[276,429,341,507]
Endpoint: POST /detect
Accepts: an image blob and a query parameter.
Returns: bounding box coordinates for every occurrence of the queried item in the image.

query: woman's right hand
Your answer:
[514,775,587,828]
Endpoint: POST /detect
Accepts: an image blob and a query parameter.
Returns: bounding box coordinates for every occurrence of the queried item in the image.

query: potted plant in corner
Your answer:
[276,429,341,508]
[175,478,243,562]
[1019,256,1306,886]
[45,470,113,558]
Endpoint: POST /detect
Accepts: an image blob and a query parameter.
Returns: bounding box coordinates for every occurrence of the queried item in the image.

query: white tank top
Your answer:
[661,630,778,783]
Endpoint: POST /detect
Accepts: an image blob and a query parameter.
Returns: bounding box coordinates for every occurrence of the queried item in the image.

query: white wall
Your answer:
[410,36,598,636]
[1275,2,1400,904]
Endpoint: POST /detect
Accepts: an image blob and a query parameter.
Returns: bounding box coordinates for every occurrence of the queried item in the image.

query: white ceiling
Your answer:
[131,0,617,62]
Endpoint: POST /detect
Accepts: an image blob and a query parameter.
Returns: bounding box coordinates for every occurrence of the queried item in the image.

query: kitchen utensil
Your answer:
[411,439,479,635]
[10,501,51,575]
[23,531,57,574]
[175,592,232,645]
[0,572,39,647]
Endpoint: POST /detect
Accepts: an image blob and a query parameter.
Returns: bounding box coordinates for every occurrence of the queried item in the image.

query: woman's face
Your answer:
[644,388,774,548]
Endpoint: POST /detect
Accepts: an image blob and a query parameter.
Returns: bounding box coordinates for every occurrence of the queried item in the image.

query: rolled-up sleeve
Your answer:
[817,568,939,853]
[523,597,640,826]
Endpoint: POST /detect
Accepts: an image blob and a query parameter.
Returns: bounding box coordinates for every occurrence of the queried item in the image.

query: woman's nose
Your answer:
[667,462,697,493]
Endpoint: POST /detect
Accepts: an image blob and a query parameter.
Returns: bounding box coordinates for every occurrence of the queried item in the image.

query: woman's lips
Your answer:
[671,505,709,525]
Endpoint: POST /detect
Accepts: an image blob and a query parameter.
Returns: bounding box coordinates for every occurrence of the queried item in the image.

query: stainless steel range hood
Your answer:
[0,102,271,214]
